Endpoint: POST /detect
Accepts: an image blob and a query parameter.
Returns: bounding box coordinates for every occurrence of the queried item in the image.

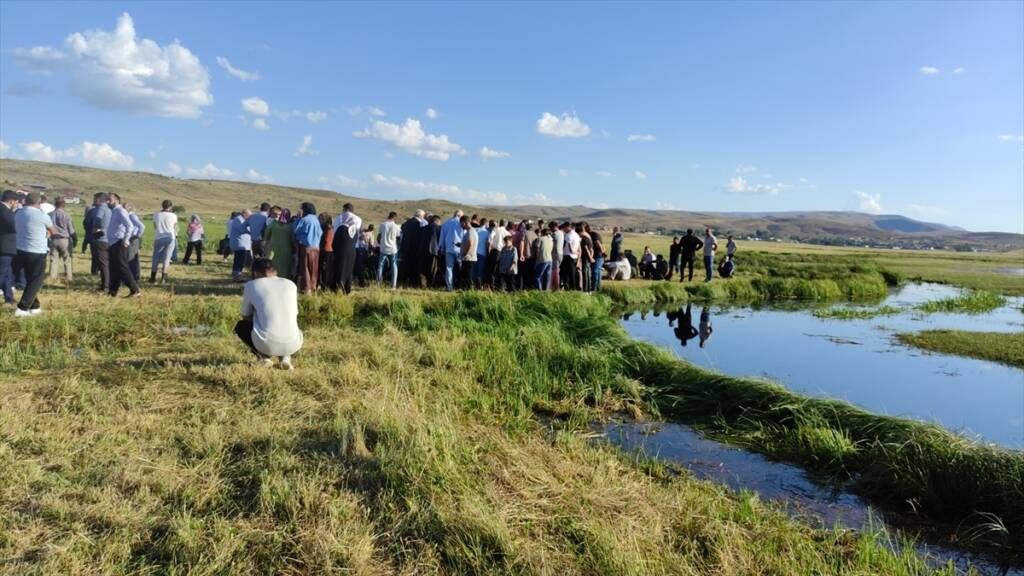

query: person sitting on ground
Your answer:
[237,258,303,370]
[640,246,655,278]
[623,249,639,278]
[606,258,632,281]
[718,254,736,278]
[652,254,670,280]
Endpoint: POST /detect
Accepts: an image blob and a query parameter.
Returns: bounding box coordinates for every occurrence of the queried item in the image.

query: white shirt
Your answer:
[489,226,510,251]
[564,230,581,260]
[704,234,717,256]
[552,229,565,260]
[333,211,362,239]
[378,220,400,255]
[152,211,179,240]
[241,276,304,357]
[39,202,55,215]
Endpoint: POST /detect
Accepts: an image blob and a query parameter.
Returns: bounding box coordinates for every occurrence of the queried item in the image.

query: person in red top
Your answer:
[319,213,335,290]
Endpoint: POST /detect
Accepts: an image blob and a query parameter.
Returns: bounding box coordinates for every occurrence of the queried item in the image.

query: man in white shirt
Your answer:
[150,199,179,284]
[561,222,581,290]
[237,258,304,369]
[377,211,400,288]
[703,227,718,283]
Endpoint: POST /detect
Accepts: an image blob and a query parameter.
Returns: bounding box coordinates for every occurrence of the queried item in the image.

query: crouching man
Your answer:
[237,258,303,369]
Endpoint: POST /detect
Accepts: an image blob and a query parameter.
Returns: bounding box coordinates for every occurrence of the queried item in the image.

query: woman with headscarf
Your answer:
[331,203,361,294]
[262,205,294,280]
[183,214,205,265]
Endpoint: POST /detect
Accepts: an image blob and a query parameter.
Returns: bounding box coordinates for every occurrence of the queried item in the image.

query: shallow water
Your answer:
[619,283,1024,448]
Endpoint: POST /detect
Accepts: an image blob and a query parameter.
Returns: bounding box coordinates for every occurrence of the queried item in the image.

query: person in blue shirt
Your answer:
[438,209,465,291]
[105,193,140,298]
[473,218,490,289]
[292,202,323,294]
[248,203,270,258]
[89,193,113,292]
[229,209,253,281]
[12,192,55,316]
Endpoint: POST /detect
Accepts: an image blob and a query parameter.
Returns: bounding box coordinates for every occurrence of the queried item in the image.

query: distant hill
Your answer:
[2,159,1021,251]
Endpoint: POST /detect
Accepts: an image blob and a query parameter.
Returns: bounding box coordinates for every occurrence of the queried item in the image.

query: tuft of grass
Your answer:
[916,290,1008,314]
[814,305,902,320]
[898,330,1024,369]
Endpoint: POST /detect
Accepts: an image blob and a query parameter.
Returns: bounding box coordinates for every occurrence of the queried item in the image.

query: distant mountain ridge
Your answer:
[1,159,1020,251]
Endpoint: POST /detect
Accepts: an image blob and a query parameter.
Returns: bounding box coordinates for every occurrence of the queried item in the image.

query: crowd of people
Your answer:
[636,229,737,282]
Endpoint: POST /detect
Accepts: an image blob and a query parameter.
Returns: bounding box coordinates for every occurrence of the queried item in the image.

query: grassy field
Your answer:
[2,253,1023,573]
[898,330,1024,369]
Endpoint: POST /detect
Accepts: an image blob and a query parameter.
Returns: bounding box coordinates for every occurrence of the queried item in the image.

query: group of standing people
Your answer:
[639,227,737,283]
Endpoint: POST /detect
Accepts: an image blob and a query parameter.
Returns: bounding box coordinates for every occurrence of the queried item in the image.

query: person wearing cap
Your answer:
[0,190,19,305]
[48,198,75,283]
[106,193,140,298]
[13,192,55,316]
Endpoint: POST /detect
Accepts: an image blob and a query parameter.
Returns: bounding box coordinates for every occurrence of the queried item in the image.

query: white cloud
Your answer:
[920,66,940,75]
[626,134,655,142]
[952,67,966,74]
[0,141,9,158]
[251,117,269,130]
[735,164,757,173]
[536,112,590,138]
[294,135,317,156]
[634,170,647,180]
[655,201,675,210]
[185,163,235,179]
[558,168,569,177]
[726,176,787,196]
[14,13,213,118]
[595,171,612,177]
[317,176,329,184]
[997,134,1024,142]
[853,190,882,213]
[371,173,510,204]
[216,56,259,81]
[241,97,270,116]
[353,118,464,161]
[19,140,133,169]
[479,146,510,159]
[368,106,386,117]
[305,111,327,123]
[425,108,439,119]
[245,168,272,183]
[167,161,182,175]
[345,106,387,118]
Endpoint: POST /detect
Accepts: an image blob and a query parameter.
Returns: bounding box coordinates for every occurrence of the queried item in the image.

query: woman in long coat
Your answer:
[263,208,295,280]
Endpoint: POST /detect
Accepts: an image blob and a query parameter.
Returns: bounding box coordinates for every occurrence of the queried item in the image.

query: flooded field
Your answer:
[620,283,1024,448]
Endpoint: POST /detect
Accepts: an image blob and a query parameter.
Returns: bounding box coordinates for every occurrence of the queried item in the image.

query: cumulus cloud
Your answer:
[245,168,272,183]
[595,171,612,177]
[726,176,787,196]
[167,161,182,175]
[634,170,647,180]
[920,66,940,75]
[19,140,134,169]
[853,190,882,213]
[216,56,259,81]
[345,106,386,117]
[536,112,590,138]
[479,146,510,159]
[14,13,213,118]
[952,67,966,74]
[250,117,269,130]
[425,108,439,119]
[185,163,235,179]
[294,135,317,156]
[353,118,464,161]
[626,134,655,142]
[241,97,270,116]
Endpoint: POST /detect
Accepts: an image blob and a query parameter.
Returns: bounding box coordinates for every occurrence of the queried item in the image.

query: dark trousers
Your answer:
[93,240,110,290]
[581,260,593,292]
[560,256,580,290]
[0,254,14,304]
[234,320,265,358]
[461,259,476,289]
[681,257,695,282]
[183,240,203,265]
[499,273,516,292]
[109,243,139,296]
[320,251,335,290]
[14,251,46,311]
[232,250,251,278]
[333,232,356,294]
[252,240,265,259]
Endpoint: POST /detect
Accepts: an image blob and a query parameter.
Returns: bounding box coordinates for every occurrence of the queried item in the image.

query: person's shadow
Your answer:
[699,306,713,348]
[669,303,699,347]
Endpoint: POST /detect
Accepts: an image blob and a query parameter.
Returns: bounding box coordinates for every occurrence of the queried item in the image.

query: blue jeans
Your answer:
[377,253,398,288]
[704,255,714,281]
[444,252,460,291]
[151,236,175,275]
[0,255,14,303]
[534,260,552,290]
[474,258,488,286]
[591,257,604,291]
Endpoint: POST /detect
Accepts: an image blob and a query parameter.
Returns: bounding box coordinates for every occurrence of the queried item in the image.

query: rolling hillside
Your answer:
[2,159,1021,251]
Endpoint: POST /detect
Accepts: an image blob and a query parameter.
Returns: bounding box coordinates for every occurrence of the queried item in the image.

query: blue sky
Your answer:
[1,1,1022,232]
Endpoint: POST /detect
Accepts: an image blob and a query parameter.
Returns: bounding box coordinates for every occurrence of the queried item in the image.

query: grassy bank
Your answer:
[898,330,1024,369]
[915,291,1008,314]
[813,305,902,320]
[0,278,994,574]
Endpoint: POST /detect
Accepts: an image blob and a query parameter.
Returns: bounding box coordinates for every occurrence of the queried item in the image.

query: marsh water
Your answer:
[619,282,1024,449]
[603,283,1023,573]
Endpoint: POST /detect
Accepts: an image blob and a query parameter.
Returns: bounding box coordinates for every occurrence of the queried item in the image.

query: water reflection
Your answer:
[666,303,699,347]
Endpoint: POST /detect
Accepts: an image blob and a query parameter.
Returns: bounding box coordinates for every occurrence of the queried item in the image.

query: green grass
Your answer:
[898,330,1024,369]
[813,305,902,320]
[916,290,1008,314]
[0,255,1017,573]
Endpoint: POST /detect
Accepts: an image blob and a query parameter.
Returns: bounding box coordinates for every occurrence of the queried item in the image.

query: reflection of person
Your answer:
[671,303,699,346]
[699,306,713,348]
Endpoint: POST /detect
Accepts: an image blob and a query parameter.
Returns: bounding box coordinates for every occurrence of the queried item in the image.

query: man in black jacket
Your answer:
[398,210,424,286]
[678,228,703,282]
[0,189,19,305]
[668,236,681,277]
